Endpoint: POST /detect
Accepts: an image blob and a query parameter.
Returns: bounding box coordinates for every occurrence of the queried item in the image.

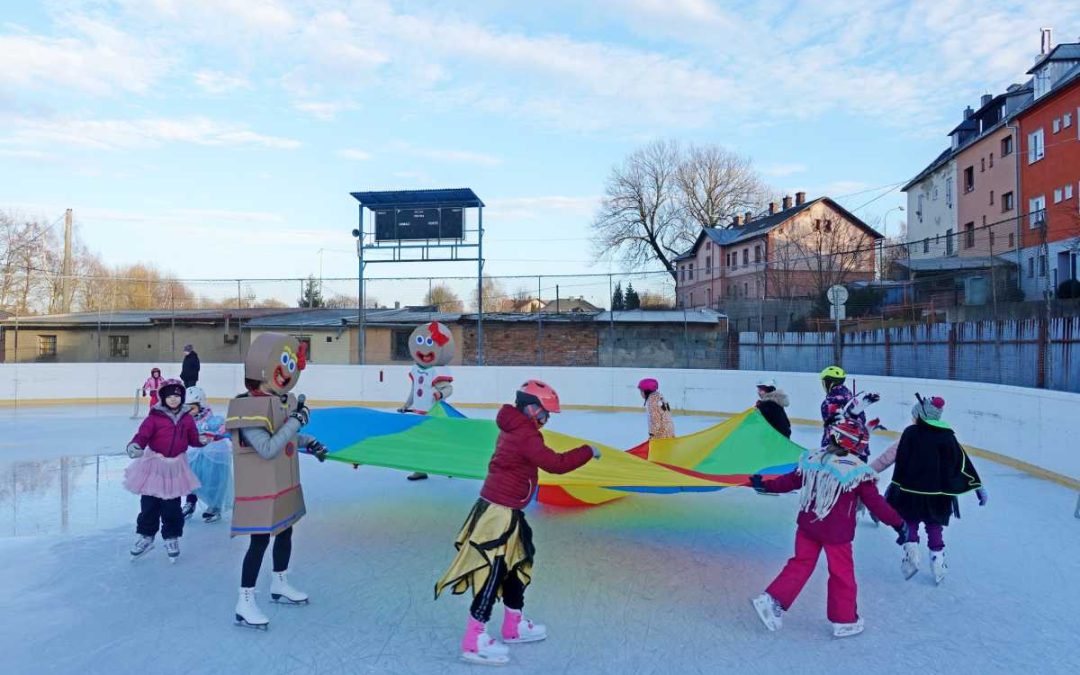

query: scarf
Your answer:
[797,447,877,520]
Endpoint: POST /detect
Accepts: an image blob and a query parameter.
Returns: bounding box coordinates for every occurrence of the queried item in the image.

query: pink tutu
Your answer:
[123,450,202,499]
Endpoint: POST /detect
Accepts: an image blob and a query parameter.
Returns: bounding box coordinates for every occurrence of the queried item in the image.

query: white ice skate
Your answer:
[181,501,196,520]
[461,627,510,666]
[130,535,154,561]
[901,542,920,580]
[270,570,309,605]
[163,538,180,562]
[235,587,269,630]
[832,617,865,638]
[751,593,783,632]
[202,508,221,523]
[930,550,947,585]
[502,609,546,643]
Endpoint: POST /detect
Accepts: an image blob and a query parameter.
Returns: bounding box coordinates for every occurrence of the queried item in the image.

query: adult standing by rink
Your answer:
[181,344,200,388]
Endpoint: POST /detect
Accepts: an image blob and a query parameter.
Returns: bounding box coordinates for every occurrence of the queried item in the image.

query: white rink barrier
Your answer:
[1,363,1077,484]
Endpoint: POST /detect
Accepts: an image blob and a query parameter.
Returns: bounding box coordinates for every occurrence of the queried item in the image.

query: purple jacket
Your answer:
[130,406,204,458]
[762,471,903,545]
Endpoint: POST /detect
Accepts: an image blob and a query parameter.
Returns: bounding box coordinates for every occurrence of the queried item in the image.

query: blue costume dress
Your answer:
[188,407,233,511]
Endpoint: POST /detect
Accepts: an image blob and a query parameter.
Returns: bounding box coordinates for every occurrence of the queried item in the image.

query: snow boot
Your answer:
[270,570,309,605]
[202,508,221,523]
[181,500,196,520]
[407,472,428,481]
[930,550,947,585]
[751,593,783,631]
[235,587,269,630]
[461,616,510,665]
[901,542,920,580]
[130,535,155,560]
[832,617,865,638]
[163,538,180,562]
[502,608,546,643]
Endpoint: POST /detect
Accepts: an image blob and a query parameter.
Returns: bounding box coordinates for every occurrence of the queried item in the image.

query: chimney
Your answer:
[744,210,753,223]
[768,201,778,214]
[1040,27,1052,55]
[782,195,793,210]
[795,191,806,205]
[963,106,973,119]
[733,214,743,226]
[980,93,992,107]
[394,301,400,309]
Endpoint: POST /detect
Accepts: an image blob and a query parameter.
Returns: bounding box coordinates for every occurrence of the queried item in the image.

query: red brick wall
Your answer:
[1019,77,1080,247]
[461,322,599,366]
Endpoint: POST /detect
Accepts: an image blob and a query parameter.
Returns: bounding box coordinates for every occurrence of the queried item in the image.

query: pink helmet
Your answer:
[516,379,561,413]
[637,378,659,392]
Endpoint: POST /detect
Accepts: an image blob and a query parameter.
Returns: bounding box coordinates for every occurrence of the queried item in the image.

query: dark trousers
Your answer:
[136,495,184,539]
[241,527,293,588]
[470,556,526,623]
[182,377,197,388]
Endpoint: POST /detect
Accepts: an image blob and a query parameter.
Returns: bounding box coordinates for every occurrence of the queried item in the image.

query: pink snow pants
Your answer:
[765,529,858,624]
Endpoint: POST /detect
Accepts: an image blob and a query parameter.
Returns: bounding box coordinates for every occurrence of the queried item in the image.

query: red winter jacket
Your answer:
[479,405,594,509]
[130,406,204,459]
[762,471,903,545]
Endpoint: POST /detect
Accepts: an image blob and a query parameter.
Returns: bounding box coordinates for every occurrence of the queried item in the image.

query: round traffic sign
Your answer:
[828,285,849,306]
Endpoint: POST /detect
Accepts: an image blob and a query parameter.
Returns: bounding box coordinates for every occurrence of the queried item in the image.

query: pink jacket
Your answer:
[130,406,204,459]
[142,376,165,394]
[762,471,903,545]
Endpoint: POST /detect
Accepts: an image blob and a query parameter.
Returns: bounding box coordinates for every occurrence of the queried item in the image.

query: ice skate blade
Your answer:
[130,545,155,561]
[270,594,309,605]
[751,596,780,632]
[234,615,269,630]
[901,564,918,580]
[503,634,546,644]
[832,625,865,639]
[460,652,509,666]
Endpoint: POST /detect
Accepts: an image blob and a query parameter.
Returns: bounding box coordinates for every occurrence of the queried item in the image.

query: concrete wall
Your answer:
[906,158,958,259]
[0,324,245,365]
[598,324,732,368]
[2,363,1076,481]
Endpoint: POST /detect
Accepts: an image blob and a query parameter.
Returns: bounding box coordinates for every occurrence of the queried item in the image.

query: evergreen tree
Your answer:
[611,282,625,311]
[298,275,325,308]
[624,282,641,310]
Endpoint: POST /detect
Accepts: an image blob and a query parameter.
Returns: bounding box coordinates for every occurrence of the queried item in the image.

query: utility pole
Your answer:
[61,208,73,312]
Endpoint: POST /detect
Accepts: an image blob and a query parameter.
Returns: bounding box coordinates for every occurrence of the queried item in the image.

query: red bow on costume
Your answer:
[297,341,308,370]
[428,322,449,347]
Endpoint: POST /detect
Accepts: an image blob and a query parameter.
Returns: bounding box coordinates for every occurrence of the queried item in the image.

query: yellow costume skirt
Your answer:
[434,499,535,600]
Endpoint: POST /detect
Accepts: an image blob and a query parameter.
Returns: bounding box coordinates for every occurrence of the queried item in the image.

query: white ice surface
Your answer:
[1,405,1078,675]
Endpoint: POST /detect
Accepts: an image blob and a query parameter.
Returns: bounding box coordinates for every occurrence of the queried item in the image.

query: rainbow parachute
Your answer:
[306,404,801,506]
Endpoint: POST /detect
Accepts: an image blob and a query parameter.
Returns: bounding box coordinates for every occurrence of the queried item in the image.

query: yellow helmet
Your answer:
[820,366,846,381]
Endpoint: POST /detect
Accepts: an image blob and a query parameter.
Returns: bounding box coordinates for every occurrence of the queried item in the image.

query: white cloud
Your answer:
[761,163,807,178]
[193,70,251,94]
[338,148,372,161]
[294,101,358,121]
[2,116,301,151]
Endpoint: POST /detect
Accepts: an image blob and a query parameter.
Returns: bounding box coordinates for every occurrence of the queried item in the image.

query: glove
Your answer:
[893,521,910,545]
[976,488,988,506]
[749,474,767,494]
[588,445,601,459]
[289,394,310,427]
[126,443,144,459]
[306,440,328,463]
[862,392,881,404]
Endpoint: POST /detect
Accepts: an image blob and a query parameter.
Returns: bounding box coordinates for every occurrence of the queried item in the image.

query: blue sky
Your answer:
[1,0,1075,306]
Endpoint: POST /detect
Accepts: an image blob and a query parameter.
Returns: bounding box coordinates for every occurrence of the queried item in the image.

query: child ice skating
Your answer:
[124,378,206,562]
[637,377,675,439]
[226,333,327,629]
[185,386,233,523]
[819,366,881,461]
[141,367,165,412]
[399,320,456,480]
[755,378,791,438]
[435,380,600,665]
[874,394,986,584]
[749,425,906,638]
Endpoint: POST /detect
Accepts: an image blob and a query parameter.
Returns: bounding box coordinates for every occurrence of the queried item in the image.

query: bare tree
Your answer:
[424,283,464,312]
[592,140,685,279]
[677,145,771,230]
[472,275,515,312]
[766,211,878,303]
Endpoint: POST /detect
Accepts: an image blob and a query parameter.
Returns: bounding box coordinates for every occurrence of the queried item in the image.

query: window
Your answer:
[964,222,975,249]
[707,287,712,305]
[706,256,712,275]
[1028,129,1045,163]
[38,335,57,358]
[1039,254,1047,277]
[108,335,129,358]
[980,158,985,172]
[1053,118,1061,133]
[392,330,413,360]
[1028,257,1035,278]
[963,166,975,192]
[1066,112,1073,128]
[933,186,939,201]
[743,282,748,297]
[1009,232,1015,249]
[706,241,711,251]
[689,263,694,280]
[742,249,749,265]
[1029,195,1046,228]
[989,231,996,249]
[945,228,954,255]
[989,152,994,168]
[295,337,312,362]
[1067,184,1075,200]
[1002,191,1014,212]
[990,190,994,205]
[945,177,953,207]
[916,194,924,222]
[1054,188,1063,204]
[754,245,762,263]
[1001,135,1013,156]
[922,238,930,254]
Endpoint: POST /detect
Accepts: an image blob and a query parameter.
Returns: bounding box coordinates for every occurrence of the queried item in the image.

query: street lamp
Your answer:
[351,227,364,364]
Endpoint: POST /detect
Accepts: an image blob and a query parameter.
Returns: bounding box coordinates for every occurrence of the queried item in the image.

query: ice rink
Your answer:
[1,404,1078,674]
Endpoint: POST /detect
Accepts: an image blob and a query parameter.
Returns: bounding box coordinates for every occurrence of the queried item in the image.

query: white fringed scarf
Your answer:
[797,448,878,520]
